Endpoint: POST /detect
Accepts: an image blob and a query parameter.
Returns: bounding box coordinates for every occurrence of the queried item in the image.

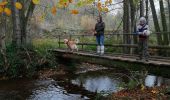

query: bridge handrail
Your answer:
[51,31,170,38]
[52,32,170,57]
[57,42,170,49]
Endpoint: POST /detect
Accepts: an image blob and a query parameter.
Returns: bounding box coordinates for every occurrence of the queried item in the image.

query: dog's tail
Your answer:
[74,39,79,44]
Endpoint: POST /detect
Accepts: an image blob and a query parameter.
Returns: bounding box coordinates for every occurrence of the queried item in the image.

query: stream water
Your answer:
[0,69,169,100]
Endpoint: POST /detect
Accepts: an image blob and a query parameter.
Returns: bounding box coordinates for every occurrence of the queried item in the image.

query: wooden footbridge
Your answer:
[49,31,170,77]
[52,49,170,67]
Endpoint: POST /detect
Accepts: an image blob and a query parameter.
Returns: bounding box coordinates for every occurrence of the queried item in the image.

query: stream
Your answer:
[0,68,170,100]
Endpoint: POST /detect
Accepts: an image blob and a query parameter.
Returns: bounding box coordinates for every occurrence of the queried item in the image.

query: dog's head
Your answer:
[64,39,69,44]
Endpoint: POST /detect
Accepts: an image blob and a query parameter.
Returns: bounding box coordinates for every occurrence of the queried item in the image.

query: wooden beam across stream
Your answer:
[50,49,170,77]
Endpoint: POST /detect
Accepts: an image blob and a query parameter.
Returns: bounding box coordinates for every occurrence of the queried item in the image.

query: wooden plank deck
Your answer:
[51,49,170,67]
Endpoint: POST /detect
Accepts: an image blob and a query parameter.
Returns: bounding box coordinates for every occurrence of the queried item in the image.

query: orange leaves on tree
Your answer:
[4,8,11,16]
[32,0,40,5]
[71,9,79,15]
[109,0,112,4]
[0,1,11,16]
[69,0,73,3]
[96,0,110,13]
[59,0,64,5]
[51,6,57,15]
[97,2,101,8]
[63,2,68,7]
[0,1,8,6]
[0,6,3,13]
[59,0,69,7]
[15,2,22,10]
[97,1,102,12]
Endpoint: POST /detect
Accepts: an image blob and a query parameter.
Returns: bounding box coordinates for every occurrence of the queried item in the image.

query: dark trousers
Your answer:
[138,38,149,60]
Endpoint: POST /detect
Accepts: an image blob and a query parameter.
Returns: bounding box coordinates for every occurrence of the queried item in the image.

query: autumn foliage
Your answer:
[111,86,169,99]
[0,0,112,17]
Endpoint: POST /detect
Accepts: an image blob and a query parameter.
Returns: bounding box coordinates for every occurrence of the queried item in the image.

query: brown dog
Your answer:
[64,39,79,51]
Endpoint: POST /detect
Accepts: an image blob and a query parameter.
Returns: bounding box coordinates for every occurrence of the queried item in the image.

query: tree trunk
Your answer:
[145,0,149,22]
[19,0,35,45]
[149,0,162,45]
[129,0,136,34]
[159,0,169,45]
[0,14,8,70]
[129,0,137,54]
[167,0,170,44]
[11,0,22,47]
[0,15,6,50]
[140,0,144,17]
[123,0,130,54]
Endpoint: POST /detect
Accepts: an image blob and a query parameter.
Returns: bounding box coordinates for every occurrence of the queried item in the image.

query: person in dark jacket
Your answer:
[94,16,105,55]
[136,17,150,61]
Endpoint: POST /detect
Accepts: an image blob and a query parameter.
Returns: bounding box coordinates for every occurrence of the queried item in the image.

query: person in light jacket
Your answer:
[136,17,150,61]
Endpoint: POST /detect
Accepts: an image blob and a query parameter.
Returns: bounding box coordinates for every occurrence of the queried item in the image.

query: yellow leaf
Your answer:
[59,0,68,7]
[59,0,63,5]
[15,2,22,10]
[57,4,64,8]
[151,89,158,94]
[32,0,40,5]
[141,84,145,91]
[71,9,79,15]
[109,0,112,4]
[0,6,3,13]
[104,7,109,12]
[51,6,57,15]
[4,8,11,16]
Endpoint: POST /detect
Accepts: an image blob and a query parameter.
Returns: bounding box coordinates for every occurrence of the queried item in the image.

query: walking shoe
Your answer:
[96,46,100,54]
[100,46,104,55]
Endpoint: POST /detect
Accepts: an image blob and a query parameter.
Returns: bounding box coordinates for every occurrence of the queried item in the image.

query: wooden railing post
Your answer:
[69,35,72,40]
[58,35,61,48]
[82,35,84,50]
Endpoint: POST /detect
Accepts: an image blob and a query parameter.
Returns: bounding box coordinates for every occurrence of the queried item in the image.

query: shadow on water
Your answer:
[0,69,169,100]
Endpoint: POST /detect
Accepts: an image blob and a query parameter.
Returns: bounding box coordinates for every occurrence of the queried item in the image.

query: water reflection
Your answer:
[28,84,85,100]
[0,72,170,100]
[0,79,88,100]
[145,75,170,87]
[72,75,121,93]
[72,73,170,93]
